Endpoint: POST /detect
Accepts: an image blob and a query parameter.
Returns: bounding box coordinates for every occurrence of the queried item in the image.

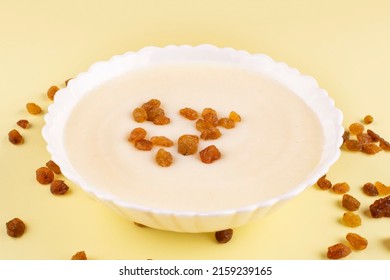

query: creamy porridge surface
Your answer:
[64,64,324,212]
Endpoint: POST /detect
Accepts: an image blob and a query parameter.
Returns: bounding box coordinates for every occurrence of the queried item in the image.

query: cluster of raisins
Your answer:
[343,115,390,154]
[318,175,390,258]
[5,81,72,242]
[321,115,390,259]
[129,99,241,167]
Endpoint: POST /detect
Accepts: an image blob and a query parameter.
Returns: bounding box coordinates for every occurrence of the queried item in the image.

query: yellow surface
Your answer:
[1,0,390,260]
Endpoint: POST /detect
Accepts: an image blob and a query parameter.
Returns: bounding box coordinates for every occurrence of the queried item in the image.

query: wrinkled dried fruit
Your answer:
[363,115,374,124]
[47,85,60,101]
[152,115,170,125]
[342,212,361,227]
[6,218,26,237]
[379,138,390,151]
[345,140,363,151]
[370,195,390,218]
[200,127,222,140]
[346,233,368,250]
[327,243,351,259]
[362,143,382,154]
[71,251,87,260]
[179,107,198,120]
[229,111,241,122]
[155,148,173,167]
[316,175,332,190]
[8,129,24,144]
[50,180,69,195]
[203,112,218,127]
[374,181,390,195]
[132,107,148,122]
[178,135,199,155]
[195,119,213,132]
[46,160,61,174]
[218,118,235,129]
[349,122,364,135]
[215,229,233,244]
[367,129,380,142]
[201,108,217,118]
[134,139,153,151]
[147,107,165,121]
[332,182,350,194]
[150,136,174,147]
[342,194,361,211]
[16,119,29,129]
[342,130,350,143]
[129,127,147,142]
[362,182,379,196]
[357,133,373,144]
[26,102,42,115]
[199,145,221,164]
[36,167,55,185]
[141,99,161,112]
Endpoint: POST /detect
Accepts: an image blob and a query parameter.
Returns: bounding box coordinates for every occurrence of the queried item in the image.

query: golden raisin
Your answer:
[50,180,69,195]
[47,85,59,101]
[341,212,361,227]
[362,182,379,196]
[374,181,390,196]
[147,107,165,121]
[363,115,374,124]
[8,129,24,145]
[199,145,221,164]
[195,119,213,132]
[229,111,241,122]
[150,136,174,147]
[26,102,42,115]
[46,160,61,174]
[201,108,217,118]
[332,182,350,194]
[357,133,373,144]
[200,127,222,140]
[215,229,233,244]
[36,167,54,184]
[379,138,390,151]
[367,129,380,142]
[128,127,147,142]
[362,143,382,154]
[71,251,87,260]
[346,233,368,250]
[327,243,351,259]
[316,175,332,190]
[203,112,218,127]
[345,140,363,151]
[6,218,26,237]
[141,99,161,112]
[152,115,170,125]
[369,195,390,218]
[177,135,199,155]
[179,107,198,120]
[134,139,153,151]
[218,118,235,129]
[155,148,173,167]
[349,122,364,135]
[342,194,361,211]
[132,107,148,123]
[16,119,29,129]
[342,130,350,143]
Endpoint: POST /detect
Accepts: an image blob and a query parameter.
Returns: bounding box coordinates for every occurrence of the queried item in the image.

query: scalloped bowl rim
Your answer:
[42,44,343,232]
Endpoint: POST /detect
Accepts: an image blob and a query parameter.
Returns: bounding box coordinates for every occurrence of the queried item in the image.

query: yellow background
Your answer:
[1,0,390,259]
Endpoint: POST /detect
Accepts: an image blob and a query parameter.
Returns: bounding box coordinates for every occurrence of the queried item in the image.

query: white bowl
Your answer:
[42,45,343,232]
